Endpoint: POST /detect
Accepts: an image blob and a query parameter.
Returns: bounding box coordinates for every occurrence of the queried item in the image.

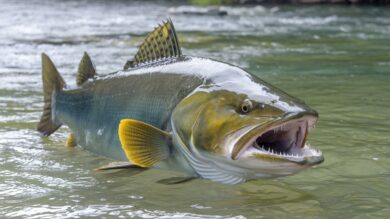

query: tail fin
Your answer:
[37,53,66,136]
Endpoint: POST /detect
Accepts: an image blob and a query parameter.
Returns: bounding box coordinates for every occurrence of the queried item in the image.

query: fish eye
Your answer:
[239,99,253,114]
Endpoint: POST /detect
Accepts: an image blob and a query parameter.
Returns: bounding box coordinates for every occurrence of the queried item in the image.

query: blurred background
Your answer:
[190,0,390,4]
[0,0,389,218]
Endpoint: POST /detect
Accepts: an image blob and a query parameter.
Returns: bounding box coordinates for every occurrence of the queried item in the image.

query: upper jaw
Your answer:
[232,112,324,165]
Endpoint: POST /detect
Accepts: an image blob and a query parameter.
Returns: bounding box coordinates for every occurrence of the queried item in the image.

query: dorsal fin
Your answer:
[76,52,96,86]
[124,19,182,70]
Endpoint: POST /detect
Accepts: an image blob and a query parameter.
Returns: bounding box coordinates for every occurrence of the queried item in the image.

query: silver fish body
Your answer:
[38,21,323,184]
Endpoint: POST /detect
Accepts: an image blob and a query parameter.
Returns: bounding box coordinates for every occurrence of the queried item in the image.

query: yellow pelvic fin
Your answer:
[76,52,96,86]
[118,119,171,167]
[65,133,77,147]
[124,19,181,70]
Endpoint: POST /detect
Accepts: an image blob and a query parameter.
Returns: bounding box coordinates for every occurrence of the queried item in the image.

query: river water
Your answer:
[0,0,389,218]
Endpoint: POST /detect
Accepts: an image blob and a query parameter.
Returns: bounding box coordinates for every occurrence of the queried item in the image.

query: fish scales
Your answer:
[55,70,203,160]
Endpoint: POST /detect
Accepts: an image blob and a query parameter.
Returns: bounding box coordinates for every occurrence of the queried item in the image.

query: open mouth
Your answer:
[253,119,308,157]
[234,115,323,165]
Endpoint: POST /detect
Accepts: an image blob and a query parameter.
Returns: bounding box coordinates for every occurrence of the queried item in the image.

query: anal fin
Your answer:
[65,133,77,147]
[118,119,171,168]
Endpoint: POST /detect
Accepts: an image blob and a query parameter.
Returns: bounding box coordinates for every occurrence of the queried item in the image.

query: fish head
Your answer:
[171,66,324,183]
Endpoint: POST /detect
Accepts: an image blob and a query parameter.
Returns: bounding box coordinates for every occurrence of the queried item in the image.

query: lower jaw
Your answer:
[229,151,322,179]
[240,143,323,165]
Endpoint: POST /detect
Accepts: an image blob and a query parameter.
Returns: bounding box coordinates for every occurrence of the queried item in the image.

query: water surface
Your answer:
[0,0,389,218]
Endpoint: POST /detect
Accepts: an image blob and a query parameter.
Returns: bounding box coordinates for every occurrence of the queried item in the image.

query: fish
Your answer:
[37,20,324,184]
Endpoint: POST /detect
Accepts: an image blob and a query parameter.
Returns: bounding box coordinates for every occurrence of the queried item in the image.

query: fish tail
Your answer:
[37,53,66,136]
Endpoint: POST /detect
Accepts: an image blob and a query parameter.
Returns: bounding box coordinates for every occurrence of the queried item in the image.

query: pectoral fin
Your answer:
[118,119,171,168]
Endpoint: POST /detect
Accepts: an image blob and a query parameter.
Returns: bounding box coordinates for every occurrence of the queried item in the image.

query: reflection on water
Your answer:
[0,0,389,218]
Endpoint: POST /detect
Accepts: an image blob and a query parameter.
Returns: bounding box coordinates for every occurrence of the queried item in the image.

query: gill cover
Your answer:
[170,91,253,184]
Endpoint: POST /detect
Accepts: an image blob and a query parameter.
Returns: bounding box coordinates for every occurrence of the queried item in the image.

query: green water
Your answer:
[0,0,389,218]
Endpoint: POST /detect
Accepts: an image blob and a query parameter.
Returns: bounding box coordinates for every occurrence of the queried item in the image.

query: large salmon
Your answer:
[38,20,323,184]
